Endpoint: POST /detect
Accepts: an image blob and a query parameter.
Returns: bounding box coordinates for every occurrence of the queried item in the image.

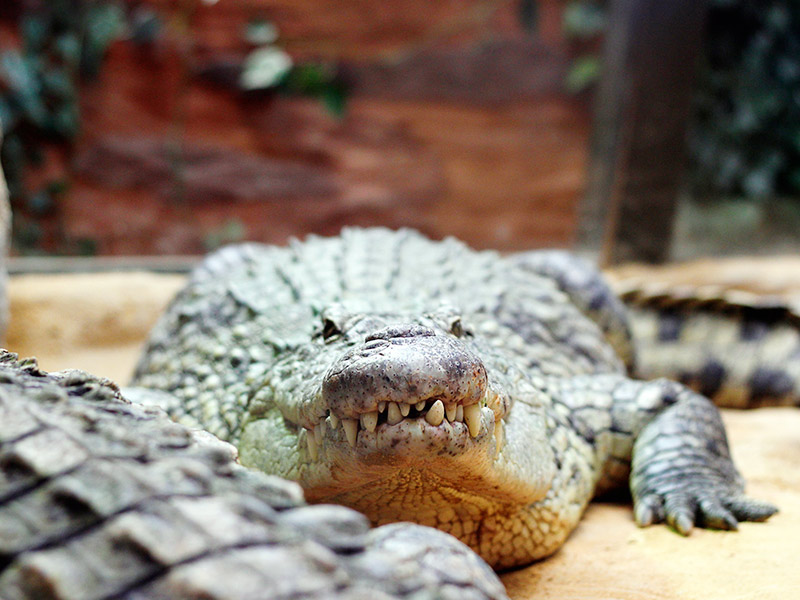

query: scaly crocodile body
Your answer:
[0,351,507,600]
[131,228,777,570]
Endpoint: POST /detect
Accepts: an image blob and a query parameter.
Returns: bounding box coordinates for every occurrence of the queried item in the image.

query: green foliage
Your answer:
[562,0,800,200]
[565,55,601,93]
[281,63,347,117]
[240,46,293,90]
[0,0,124,252]
[561,1,606,94]
[129,7,162,45]
[240,18,347,117]
[562,1,606,39]
[690,0,800,199]
[243,18,278,46]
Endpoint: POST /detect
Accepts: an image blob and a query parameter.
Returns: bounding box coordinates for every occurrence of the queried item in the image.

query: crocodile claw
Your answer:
[634,491,777,535]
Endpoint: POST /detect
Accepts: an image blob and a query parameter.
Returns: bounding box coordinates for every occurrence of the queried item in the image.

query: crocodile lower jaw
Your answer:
[301,390,507,463]
[304,404,502,463]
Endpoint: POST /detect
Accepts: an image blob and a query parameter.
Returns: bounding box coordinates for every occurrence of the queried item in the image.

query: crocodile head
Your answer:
[238,303,559,567]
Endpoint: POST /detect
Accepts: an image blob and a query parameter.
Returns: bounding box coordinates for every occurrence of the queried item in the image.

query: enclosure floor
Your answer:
[4,271,799,600]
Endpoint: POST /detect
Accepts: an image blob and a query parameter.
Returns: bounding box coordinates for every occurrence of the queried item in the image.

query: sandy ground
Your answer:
[4,271,799,600]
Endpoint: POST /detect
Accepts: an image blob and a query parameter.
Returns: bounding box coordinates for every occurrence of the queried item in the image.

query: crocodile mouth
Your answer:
[296,322,509,464]
[300,387,508,463]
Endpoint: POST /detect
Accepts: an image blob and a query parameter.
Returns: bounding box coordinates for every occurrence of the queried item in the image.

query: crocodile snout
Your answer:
[322,326,487,418]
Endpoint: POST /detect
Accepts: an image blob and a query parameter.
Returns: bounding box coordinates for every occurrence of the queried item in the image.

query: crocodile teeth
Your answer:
[343,419,358,447]
[425,399,445,426]
[387,402,403,425]
[445,403,457,422]
[456,405,464,422]
[329,413,340,429]
[399,403,410,417]
[494,420,504,454]
[314,422,324,444]
[378,401,387,413]
[360,411,378,433]
[306,430,319,460]
[415,400,426,411]
[463,403,481,438]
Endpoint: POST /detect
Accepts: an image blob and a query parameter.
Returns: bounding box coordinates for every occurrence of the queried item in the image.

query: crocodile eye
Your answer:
[322,317,342,341]
[449,318,464,337]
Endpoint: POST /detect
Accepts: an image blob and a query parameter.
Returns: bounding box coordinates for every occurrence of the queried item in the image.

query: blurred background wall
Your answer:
[0,0,593,255]
[0,0,798,258]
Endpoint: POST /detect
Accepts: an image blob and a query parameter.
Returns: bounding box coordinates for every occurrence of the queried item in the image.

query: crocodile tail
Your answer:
[621,289,800,408]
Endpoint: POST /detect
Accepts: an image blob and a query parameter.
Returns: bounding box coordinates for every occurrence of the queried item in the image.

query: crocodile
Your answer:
[0,351,508,600]
[610,264,800,408]
[130,227,778,570]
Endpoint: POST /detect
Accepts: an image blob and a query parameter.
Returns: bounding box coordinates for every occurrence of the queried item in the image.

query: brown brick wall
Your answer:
[6,0,590,254]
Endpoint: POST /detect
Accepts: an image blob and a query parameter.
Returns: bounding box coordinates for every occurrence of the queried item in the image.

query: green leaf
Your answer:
[81,2,125,78]
[563,1,607,39]
[21,14,50,53]
[42,68,75,100]
[322,85,347,118]
[742,169,774,198]
[766,5,790,33]
[28,189,54,215]
[244,19,279,45]
[55,33,82,68]
[282,63,329,95]
[1,51,39,96]
[565,55,601,93]
[240,46,293,90]
[51,103,80,138]
[130,8,162,45]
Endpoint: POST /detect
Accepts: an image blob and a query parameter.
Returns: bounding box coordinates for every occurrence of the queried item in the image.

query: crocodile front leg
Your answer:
[549,375,777,533]
[630,388,777,533]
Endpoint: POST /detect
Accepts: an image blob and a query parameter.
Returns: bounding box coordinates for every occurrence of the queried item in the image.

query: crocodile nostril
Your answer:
[362,339,390,351]
[365,325,436,342]
[359,339,391,356]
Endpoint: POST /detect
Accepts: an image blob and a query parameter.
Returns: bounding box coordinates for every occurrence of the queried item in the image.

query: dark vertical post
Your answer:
[0,128,9,342]
[578,0,707,265]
